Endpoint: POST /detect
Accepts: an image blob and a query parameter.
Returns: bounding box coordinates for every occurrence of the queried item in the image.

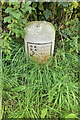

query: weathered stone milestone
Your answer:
[24,21,55,64]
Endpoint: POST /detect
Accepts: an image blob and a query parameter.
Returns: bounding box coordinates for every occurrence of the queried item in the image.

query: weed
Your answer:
[2,42,79,118]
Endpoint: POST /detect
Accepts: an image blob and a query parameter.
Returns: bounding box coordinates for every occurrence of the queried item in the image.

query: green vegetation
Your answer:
[2,1,80,119]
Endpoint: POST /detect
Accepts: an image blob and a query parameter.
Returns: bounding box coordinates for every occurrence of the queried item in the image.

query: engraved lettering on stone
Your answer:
[28,43,52,61]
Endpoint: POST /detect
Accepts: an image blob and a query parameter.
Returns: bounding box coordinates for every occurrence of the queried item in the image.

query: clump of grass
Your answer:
[2,42,79,119]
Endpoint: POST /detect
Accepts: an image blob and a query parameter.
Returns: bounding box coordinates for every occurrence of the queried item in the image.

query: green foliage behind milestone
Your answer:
[2,1,80,119]
[2,2,80,39]
[3,2,35,38]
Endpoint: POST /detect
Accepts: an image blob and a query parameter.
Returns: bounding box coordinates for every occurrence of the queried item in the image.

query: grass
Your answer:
[2,41,79,119]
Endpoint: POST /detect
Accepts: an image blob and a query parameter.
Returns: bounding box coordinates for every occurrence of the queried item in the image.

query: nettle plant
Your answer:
[4,2,35,38]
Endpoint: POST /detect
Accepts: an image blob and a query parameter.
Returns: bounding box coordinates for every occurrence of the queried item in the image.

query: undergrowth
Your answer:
[2,40,79,119]
[2,2,79,118]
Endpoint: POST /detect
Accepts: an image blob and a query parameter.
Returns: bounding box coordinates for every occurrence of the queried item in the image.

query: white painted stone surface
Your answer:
[24,21,55,63]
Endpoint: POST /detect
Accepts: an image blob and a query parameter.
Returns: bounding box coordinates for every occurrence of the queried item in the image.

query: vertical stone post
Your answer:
[24,21,55,64]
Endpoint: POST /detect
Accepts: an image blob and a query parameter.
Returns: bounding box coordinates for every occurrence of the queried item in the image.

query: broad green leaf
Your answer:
[8,1,20,6]
[58,2,68,7]
[43,9,52,19]
[38,4,44,10]
[27,7,32,14]
[27,1,32,6]
[21,4,33,14]
[10,11,22,20]
[7,23,14,29]
[32,3,37,8]
[4,16,13,23]
[5,7,13,13]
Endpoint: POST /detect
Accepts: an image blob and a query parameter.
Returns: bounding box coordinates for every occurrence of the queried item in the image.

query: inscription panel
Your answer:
[27,42,52,63]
